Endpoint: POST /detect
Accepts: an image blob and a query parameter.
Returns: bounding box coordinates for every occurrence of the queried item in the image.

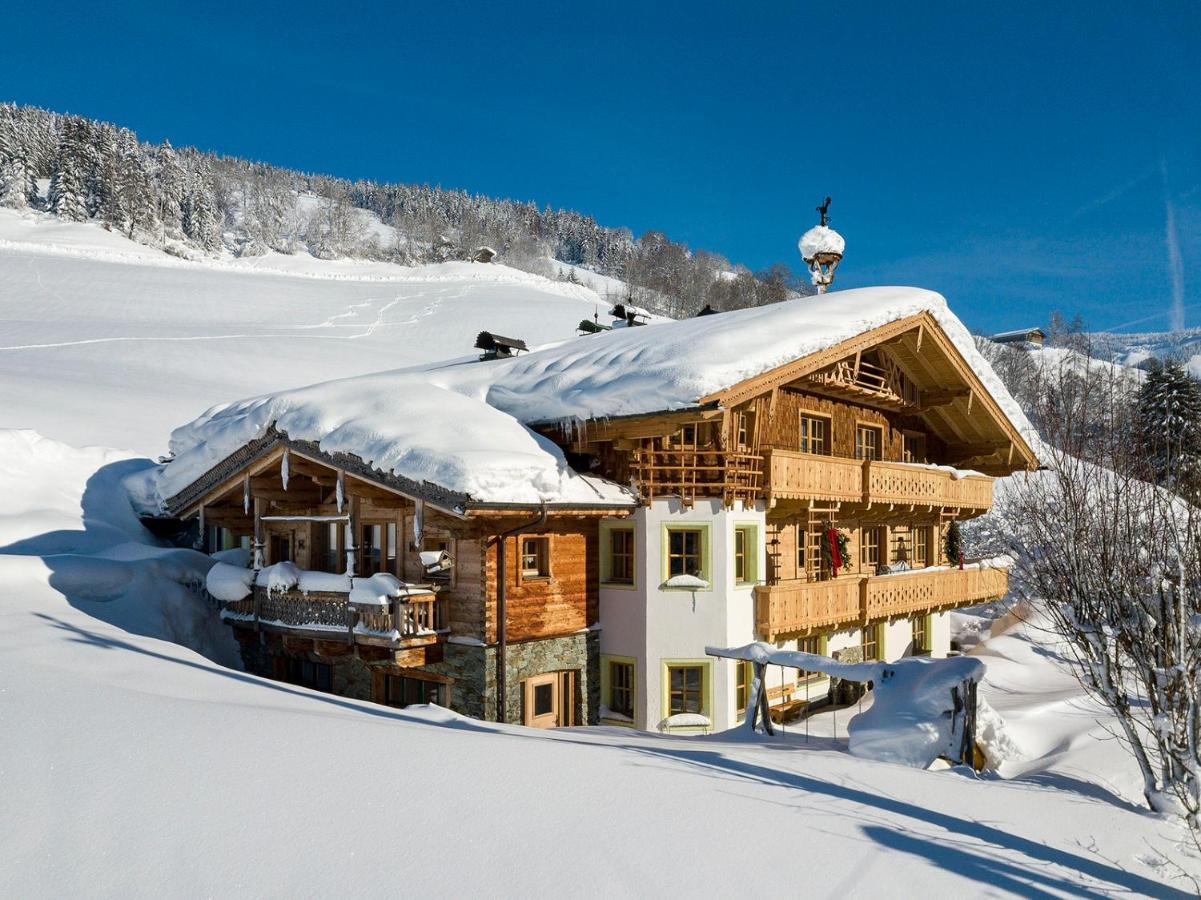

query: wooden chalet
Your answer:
[160,286,1036,733]
[169,430,633,727]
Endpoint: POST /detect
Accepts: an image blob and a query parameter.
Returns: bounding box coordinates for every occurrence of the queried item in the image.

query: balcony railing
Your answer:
[629,447,763,505]
[754,563,1009,641]
[764,450,993,511]
[222,586,444,647]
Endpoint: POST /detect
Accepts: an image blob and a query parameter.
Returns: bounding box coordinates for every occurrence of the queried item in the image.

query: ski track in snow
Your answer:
[0,290,448,351]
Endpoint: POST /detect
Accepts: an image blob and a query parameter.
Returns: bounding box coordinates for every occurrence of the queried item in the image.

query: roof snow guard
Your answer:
[475,331,529,359]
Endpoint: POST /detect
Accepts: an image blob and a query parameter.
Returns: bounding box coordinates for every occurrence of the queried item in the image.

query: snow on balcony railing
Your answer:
[208,561,442,641]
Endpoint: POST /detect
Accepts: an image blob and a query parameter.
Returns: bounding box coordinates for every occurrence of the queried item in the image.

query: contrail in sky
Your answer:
[1162,159,1185,331]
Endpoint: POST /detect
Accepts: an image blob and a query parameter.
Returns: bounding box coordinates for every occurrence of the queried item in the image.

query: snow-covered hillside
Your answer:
[0,209,628,455]
[2,211,1199,896]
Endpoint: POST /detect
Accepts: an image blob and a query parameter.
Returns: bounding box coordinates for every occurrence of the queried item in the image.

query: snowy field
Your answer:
[0,209,619,456]
[1,212,1199,896]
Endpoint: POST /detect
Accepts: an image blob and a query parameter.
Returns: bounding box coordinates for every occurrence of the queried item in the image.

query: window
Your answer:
[913,526,930,568]
[667,665,704,715]
[911,615,931,655]
[861,527,884,570]
[383,674,445,707]
[287,659,332,692]
[736,410,756,449]
[360,522,397,575]
[317,522,343,573]
[269,532,292,564]
[862,624,882,661]
[735,660,751,718]
[607,528,635,584]
[733,525,757,584]
[422,535,454,584]
[855,424,883,461]
[608,660,634,718]
[903,432,927,464]
[797,634,826,680]
[666,528,704,579]
[521,536,550,579]
[799,414,829,455]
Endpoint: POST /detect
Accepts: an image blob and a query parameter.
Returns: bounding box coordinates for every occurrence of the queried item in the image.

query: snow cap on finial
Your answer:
[798,196,844,293]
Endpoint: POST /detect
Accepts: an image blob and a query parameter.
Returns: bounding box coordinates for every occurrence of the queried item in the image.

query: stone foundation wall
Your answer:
[424,631,599,724]
[231,626,599,725]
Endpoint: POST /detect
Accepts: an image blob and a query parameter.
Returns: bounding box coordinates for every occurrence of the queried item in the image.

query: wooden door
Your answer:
[522,671,578,728]
[523,673,559,728]
[269,530,293,564]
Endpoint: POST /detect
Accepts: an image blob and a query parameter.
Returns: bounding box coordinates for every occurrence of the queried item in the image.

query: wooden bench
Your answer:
[766,682,810,723]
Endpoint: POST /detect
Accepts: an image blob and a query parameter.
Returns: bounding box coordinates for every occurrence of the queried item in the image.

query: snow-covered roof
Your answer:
[990,327,1046,341]
[798,225,845,260]
[158,286,1036,508]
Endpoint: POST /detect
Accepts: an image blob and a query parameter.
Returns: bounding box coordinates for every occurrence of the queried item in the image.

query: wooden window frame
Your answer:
[602,523,636,587]
[855,422,884,461]
[382,672,447,708]
[316,521,344,574]
[661,524,710,586]
[736,409,756,450]
[860,526,884,570]
[862,623,883,662]
[796,633,829,683]
[665,663,707,717]
[798,412,832,456]
[359,520,398,576]
[421,533,456,586]
[733,523,758,586]
[519,534,551,581]
[601,655,637,724]
[735,659,752,719]
[287,658,333,693]
[913,525,931,568]
[902,430,927,465]
[911,614,931,656]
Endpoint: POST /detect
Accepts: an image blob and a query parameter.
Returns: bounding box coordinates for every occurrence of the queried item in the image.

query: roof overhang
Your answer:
[697,311,1038,471]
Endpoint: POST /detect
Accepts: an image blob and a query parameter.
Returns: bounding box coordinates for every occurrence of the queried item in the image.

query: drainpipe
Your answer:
[495,502,547,723]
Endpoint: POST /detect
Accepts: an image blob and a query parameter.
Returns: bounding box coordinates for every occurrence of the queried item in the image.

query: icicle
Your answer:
[280,449,290,490]
[413,498,424,548]
[336,469,344,513]
[243,474,250,515]
[344,521,356,576]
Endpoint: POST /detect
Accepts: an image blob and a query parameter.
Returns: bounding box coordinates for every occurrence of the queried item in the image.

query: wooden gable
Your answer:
[698,311,1038,475]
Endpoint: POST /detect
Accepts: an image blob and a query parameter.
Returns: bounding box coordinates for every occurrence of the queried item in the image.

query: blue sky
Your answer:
[4,1,1199,333]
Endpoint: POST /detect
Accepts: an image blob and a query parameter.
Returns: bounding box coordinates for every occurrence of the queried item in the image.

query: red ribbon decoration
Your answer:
[826,527,842,577]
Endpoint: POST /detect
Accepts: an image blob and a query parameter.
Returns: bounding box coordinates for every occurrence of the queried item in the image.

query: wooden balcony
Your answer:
[754,564,1009,641]
[764,450,993,512]
[630,447,763,505]
[222,586,445,648]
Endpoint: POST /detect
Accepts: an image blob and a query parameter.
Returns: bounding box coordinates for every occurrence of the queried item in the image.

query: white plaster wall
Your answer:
[882,618,913,662]
[930,610,952,658]
[597,498,765,733]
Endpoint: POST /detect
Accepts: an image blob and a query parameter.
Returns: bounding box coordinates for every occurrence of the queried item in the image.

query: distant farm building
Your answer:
[989,327,1046,347]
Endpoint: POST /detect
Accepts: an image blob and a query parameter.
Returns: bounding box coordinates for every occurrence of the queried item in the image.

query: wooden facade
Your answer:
[167,308,1035,725]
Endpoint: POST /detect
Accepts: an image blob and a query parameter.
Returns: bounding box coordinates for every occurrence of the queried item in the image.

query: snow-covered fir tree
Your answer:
[46,118,88,221]
[1135,358,1201,498]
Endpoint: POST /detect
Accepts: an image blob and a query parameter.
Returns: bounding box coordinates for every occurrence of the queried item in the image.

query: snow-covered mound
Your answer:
[0,429,238,663]
[155,286,1036,508]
